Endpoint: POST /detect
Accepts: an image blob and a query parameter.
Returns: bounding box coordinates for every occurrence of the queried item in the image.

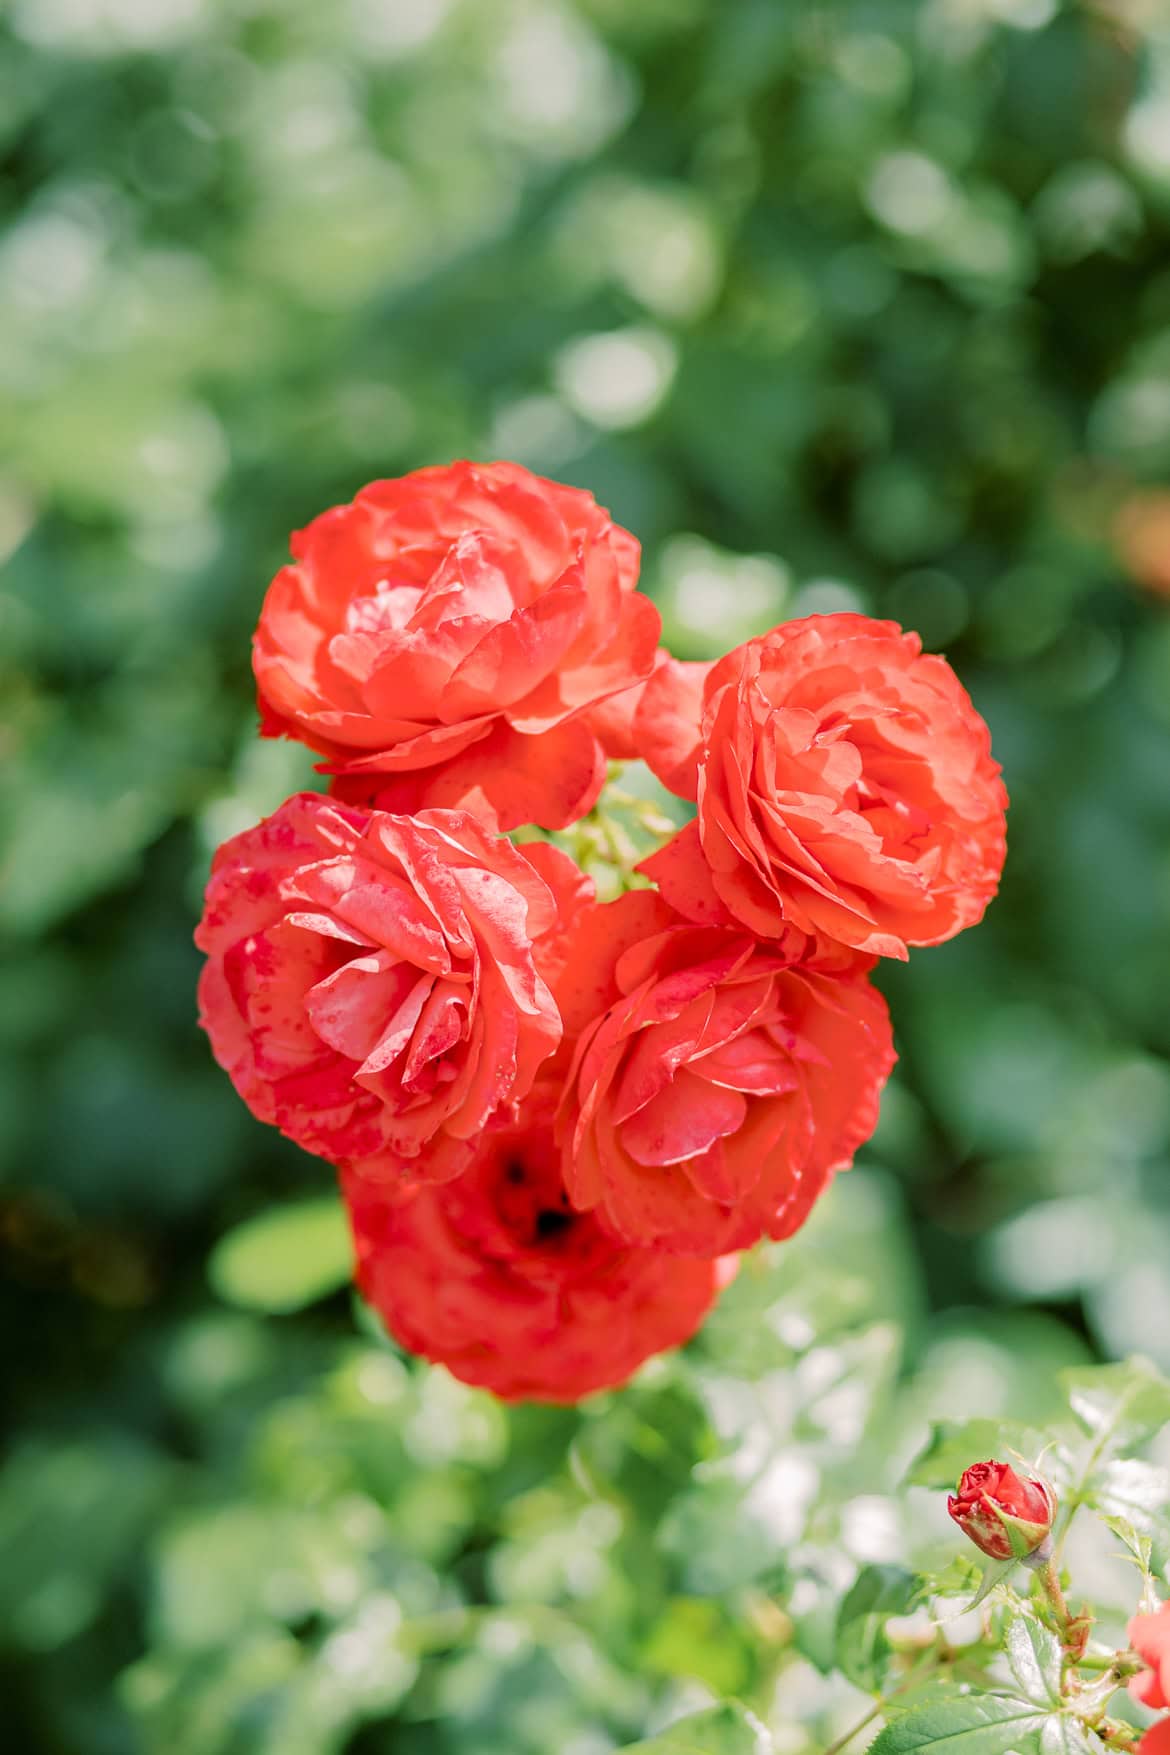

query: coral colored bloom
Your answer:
[1131,1603,1170,1715]
[555,890,895,1257]
[1139,1727,1170,1755]
[196,792,585,1184]
[637,614,1008,959]
[342,1085,732,1402]
[583,648,689,764]
[253,461,660,830]
[947,1460,1055,1561]
[634,653,712,796]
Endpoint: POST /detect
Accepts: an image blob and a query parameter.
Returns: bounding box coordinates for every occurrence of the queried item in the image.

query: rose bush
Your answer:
[555,889,895,1257]
[196,792,583,1185]
[253,460,661,830]
[341,1082,732,1401]
[637,614,1008,959]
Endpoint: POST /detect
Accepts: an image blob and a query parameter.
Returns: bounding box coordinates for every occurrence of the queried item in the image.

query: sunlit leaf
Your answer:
[1005,1615,1062,1710]
[1089,1458,1170,1547]
[836,1564,922,1693]
[640,1597,754,1697]
[0,1439,168,1652]
[868,1693,1047,1754]
[1061,1360,1170,1453]
[907,1420,1047,1490]
[619,1703,773,1753]
[1099,1514,1154,1579]
[966,1556,1019,1612]
[208,1198,353,1313]
[1039,1718,1108,1754]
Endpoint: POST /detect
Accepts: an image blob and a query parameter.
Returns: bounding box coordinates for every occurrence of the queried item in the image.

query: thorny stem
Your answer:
[821,1646,948,1755]
[1096,1721,1142,1750]
[821,1696,886,1755]
[1024,1546,1092,1663]
[1074,1653,1145,1720]
[1034,1555,1072,1628]
[1079,1650,1142,1675]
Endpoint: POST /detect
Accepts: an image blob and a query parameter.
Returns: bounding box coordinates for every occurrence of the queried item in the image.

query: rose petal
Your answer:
[621,1068,748,1168]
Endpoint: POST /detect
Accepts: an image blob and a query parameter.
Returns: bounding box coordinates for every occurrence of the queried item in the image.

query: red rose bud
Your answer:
[947,1461,1056,1562]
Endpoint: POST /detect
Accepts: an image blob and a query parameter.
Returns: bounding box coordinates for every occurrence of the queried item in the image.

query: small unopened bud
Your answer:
[947,1460,1056,1562]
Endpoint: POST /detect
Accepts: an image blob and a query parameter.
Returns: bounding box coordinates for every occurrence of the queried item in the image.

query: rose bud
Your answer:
[947,1460,1056,1562]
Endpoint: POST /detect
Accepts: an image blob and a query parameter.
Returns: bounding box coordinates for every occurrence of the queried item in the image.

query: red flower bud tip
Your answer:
[947,1460,1056,1562]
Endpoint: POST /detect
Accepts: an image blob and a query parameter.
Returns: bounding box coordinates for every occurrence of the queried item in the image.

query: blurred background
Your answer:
[3,0,1170,1749]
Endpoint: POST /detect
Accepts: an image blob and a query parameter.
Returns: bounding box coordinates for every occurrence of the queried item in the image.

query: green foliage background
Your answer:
[2,0,1170,1749]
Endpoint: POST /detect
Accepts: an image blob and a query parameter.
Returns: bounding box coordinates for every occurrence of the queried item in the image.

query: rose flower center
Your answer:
[494,1151,578,1251]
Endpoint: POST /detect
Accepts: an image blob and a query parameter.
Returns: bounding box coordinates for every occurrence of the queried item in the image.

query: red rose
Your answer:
[946,1460,1056,1561]
[253,461,660,831]
[1132,1604,1170,1730]
[637,615,1007,959]
[341,1084,732,1402]
[196,792,582,1184]
[554,890,895,1257]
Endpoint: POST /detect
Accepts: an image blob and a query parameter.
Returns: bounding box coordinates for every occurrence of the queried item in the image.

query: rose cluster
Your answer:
[197,460,1007,1402]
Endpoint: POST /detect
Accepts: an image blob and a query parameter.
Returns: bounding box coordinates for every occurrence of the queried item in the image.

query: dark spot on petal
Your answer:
[534,1208,573,1241]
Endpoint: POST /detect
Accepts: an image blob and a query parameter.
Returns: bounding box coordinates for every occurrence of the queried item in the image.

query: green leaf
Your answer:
[997,1507,1058,1563]
[921,1554,982,1600]
[0,1438,168,1651]
[1090,1459,1170,1546]
[640,1598,753,1697]
[657,1476,791,1595]
[1039,1718,1108,1754]
[906,1420,1045,1489]
[1061,1359,1170,1454]
[1005,1615,1063,1709]
[868,1694,1047,1755]
[208,1198,353,1313]
[966,1555,1019,1611]
[836,1564,922,1692]
[1100,1514,1154,1577]
[619,1703,772,1753]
